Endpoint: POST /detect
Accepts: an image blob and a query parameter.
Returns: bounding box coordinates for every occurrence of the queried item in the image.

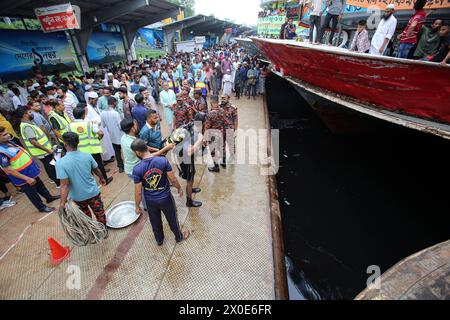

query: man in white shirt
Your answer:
[104,73,120,89]
[0,88,13,113]
[100,96,124,173]
[370,4,398,56]
[57,87,77,120]
[11,88,23,110]
[159,82,177,133]
[86,92,115,162]
[16,81,30,103]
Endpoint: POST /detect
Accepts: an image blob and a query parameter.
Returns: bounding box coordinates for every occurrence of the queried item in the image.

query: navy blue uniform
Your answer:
[133,156,183,244]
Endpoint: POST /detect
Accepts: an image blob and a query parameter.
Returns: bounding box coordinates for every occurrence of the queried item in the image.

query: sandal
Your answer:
[178,230,191,243]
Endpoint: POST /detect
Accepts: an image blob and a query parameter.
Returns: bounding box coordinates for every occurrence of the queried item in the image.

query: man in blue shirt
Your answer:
[131,94,148,131]
[57,132,107,224]
[132,139,190,246]
[139,110,163,152]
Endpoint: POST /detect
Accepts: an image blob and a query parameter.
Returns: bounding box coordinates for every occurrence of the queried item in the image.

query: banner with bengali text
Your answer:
[87,32,126,66]
[257,15,287,36]
[0,30,76,82]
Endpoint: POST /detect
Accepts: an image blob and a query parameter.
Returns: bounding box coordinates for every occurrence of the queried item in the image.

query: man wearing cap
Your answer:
[104,73,120,89]
[370,4,398,56]
[204,95,227,173]
[192,90,208,116]
[172,95,194,131]
[85,91,116,164]
[220,95,238,168]
[46,85,57,100]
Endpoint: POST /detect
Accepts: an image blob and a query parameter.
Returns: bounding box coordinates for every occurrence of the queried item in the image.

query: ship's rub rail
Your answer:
[263,92,289,300]
[356,240,450,300]
[272,70,450,140]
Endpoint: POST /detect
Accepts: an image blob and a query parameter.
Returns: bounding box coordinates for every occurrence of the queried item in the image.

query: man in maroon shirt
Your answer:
[397,0,428,59]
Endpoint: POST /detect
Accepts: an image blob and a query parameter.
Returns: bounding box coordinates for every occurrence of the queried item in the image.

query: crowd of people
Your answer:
[258,8,287,18]
[276,0,449,64]
[0,44,267,246]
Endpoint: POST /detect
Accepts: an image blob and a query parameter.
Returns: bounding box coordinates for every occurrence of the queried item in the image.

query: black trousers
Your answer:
[144,194,183,244]
[309,15,321,43]
[0,174,9,194]
[112,144,124,170]
[91,153,108,180]
[235,85,241,98]
[20,177,53,211]
[40,154,59,186]
[318,13,339,45]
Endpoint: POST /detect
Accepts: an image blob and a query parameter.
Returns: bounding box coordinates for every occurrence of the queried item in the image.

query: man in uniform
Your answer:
[204,95,227,173]
[220,94,238,168]
[0,126,59,213]
[48,100,72,145]
[132,139,190,246]
[18,106,60,188]
[172,95,194,131]
[192,90,208,116]
[69,106,113,185]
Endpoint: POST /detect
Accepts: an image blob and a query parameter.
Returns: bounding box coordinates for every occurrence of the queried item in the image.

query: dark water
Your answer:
[266,74,450,300]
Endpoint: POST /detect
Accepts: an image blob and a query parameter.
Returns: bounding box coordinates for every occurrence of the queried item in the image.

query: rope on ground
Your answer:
[58,201,108,247]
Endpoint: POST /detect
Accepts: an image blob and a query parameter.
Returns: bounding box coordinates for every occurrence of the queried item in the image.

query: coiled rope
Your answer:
[58,201,108,247]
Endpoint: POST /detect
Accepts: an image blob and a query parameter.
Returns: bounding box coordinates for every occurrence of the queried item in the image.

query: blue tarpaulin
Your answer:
[138,28,165,48]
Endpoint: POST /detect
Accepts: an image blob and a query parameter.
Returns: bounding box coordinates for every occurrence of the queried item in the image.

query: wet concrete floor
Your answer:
[0,95,275,300]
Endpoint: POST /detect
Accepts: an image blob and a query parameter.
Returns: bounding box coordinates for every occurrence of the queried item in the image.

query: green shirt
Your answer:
[97,96,109,112]
[121,134,140,176]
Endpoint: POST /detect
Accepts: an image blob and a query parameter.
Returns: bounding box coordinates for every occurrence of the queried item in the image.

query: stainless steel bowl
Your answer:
[106,201,140,229]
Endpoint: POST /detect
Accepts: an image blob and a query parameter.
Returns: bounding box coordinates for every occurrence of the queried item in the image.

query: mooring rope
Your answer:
[58,201,108,247]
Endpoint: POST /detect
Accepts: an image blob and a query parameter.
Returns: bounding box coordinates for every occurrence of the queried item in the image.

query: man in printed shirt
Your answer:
[397,0,428,58]
[350,20,371,53]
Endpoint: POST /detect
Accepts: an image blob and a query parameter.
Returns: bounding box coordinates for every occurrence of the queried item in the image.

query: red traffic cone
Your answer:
[48,237,70,266]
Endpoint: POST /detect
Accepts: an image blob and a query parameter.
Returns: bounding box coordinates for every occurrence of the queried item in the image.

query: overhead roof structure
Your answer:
[163,14,252,37]
[0,0,181,29]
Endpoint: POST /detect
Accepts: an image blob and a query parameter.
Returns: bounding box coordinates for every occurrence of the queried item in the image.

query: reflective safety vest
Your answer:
[0,143,34,173]
[20,122,52,157]
[48,111,72,143]
[168,80,179,94]
[69,121,103,155]
[195,81,207,96]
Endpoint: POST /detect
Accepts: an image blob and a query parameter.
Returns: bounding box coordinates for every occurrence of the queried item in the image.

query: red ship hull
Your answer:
[251,38,450,125]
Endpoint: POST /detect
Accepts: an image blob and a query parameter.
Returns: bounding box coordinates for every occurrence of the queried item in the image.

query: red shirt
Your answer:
[400,9,426,44]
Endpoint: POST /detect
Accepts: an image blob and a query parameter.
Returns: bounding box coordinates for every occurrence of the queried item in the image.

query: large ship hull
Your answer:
[251,38,450,129]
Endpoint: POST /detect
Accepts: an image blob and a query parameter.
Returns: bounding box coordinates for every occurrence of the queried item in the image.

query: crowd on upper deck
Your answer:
[276,0,449,64]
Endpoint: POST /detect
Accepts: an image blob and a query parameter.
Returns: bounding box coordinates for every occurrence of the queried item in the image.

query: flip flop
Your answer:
[181,230,191,241]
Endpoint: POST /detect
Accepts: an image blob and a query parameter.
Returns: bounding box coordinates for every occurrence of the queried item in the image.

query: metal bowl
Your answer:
[106,201,140,229]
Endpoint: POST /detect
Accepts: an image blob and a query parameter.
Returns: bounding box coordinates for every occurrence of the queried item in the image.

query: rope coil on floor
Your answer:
[58,201,108,247]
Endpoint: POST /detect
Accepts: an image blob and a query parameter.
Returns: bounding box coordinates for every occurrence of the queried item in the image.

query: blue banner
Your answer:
[138,28,155,47]
[87,32,126,66]
[0,30,76,82]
